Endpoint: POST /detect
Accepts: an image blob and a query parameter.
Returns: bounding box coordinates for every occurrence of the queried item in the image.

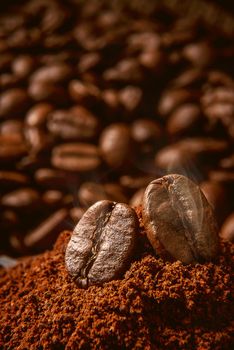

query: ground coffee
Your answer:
[0,207,233,349]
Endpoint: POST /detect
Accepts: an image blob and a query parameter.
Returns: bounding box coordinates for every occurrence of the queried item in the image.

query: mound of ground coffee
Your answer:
[0,207,233,349]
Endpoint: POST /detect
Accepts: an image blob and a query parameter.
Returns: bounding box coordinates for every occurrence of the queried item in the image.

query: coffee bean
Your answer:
[52,143,101,172]
[118,86,142,113]
[131,119,163,144]
[158,89,196,117]
[1,188,40,212]
[24,209,69,252]
[12,55,36,78]
[142,174,219,264]
[34,168,79,190]
[65,200,138,287]
[129,188,145,207]
[220,212,234,242]
[47,107,99,141]
[30,63,72,84]
[0,171,29,191]
[0,135,27,162]
[78,182,127,207]
[28,80,68,105]
[69,80,101,105]
[182,41,214,68]
[0,88,30,118]
[166,104,201,137]
[25,103,53,127]
[99,123,132,168]
[0,255,18,268]
[24,127,53,154]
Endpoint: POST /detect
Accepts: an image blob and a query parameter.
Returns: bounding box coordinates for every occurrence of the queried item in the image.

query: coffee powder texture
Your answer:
[0,209,233,349]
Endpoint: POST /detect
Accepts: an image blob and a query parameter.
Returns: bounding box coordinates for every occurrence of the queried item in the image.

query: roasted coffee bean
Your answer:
[34,168,78,190]
[220,212,234,242]
[28,80,68,105]
[30,63,72,84]
[77,52,101,73]
[99,123,132,168]
[200,181,228,226]
[24,127,53,154]
[171,69,205,89]
[103,58,143,83]
[0,88,30,118]
[69,80,100,105]
[142,175,219,264]
[0,120,24,139]
[0,210,19,232]
[182,41,214,68]
[47,107,99,141]
[78,182,127,207]
[42,190,65,209]
[118,86,142,113]
[12,55,36,78]
[120,174,156,191]
[0,135,27,162]
[129,188,145,207]
[166,103,201,137]
[0,171,29,190]
[158,89,196,117]
[69,207,86,223]
[0,255,18,268]
[65,200,138,287]
[208,170,234,184]
[52,143,101,172]
[24,209,69,252]
[25,103,53,127]
[131,119,163,144]
[1,188,40,212]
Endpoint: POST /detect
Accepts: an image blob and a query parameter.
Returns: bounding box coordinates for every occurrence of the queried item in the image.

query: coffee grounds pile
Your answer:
[0,209,233,349]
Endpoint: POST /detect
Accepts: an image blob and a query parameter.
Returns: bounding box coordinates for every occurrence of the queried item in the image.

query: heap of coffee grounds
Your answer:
[0,208,233,349]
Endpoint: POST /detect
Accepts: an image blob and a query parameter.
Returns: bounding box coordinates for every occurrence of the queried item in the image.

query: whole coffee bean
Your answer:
[0,135,27,162]
[28,80,68,105]
[131,119,162,144]
[166,103,201,137]
[25,103,53,127]
[182,41,214,68]
[24,127,53,154]
[47,106,99,141]
[158,89,196,117]
[142,175,219,264]
[118,86,142,113]
[0,88,30,118]
[42,190,65,209]
[220,212,234,242]
[52,143,101,172]
[24,209,69,252]
[200,181,228,226]
[78,182,127,207]
[129,188,145,207]
[99,123,132,168]
[69,80,100,105]
[0,120,24,139]
[34,168,79,190]
[12,55,35,78]
[171,69,205,89]
[1,188,40,212]
[65,200,138,287]
[30,63,72,84]
[0,171,29,190]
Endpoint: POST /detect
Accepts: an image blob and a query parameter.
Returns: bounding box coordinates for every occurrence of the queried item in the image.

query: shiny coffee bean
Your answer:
[47,106,99,141]
[28,80,68,104]
[34,168,78,190]
[142,175,219,264]
[30,63,72,84]
[65,200,138,287]
[12,55,36,78]
[52,143,101,172]
[69,80,100,105]
[131,119,163,144]
[0,135,27,162]
[0,171,29,190]
[158,89,196,117]
[99,123,132,168]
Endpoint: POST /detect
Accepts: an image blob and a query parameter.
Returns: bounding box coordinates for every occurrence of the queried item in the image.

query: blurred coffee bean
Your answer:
[182,41,215,67]
[0,135,27,163]
[23,209,69,253]
[1,188,40,212]
[47,106,99,141]
[99,123,133,168]
[78,52,101,73]
[0,88,30,118]
[69,80,100,105]
[131,119,163,144]
[0,53,13,71]
[103,58,143,83]
[219,154,234,170]
[30,63,72,84]
[12,55,36,78]
[171,69,205,89]
[118,86,142,114]
[24,127,53,154]
[120,174,156,191]
[220,212,234,242]
[69,207,86,223]
[28,80,68,104]
[129,188,145,207]
[0,120,24,143]
[166,104,201,138]
[158,89,197,117]
[0,255,18,268]
[0,171,29,191]
[25,103,53,127]
[52,143,101,172]
[200,181,228,225]
[78,182,128,208]
[209,170,234,184]
[42,190,65,209]
[0,210,19,231]
[34,168,78,190]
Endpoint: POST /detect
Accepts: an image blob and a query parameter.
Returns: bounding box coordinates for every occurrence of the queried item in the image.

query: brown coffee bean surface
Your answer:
[65,200,138,287]
[142,174,219,264]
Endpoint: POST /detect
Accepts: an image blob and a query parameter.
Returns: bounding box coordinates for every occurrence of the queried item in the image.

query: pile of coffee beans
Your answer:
[0,0,233,256]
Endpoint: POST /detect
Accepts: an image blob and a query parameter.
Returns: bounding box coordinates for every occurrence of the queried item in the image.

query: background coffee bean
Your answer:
[220,212,234,242]
[52,143,101,172]
[142,175,219,264]
[65,200,138,287]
